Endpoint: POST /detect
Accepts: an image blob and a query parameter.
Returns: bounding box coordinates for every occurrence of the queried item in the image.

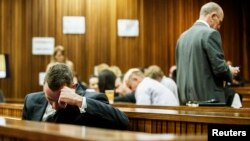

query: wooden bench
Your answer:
[0,117,206,141]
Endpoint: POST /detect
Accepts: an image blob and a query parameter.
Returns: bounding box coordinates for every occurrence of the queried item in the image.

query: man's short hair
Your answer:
[200,2,222,16]
[45,63,73,91]
[144,65,164,79]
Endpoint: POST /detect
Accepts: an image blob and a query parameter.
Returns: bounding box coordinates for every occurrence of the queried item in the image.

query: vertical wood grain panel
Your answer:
[0,0,249,101]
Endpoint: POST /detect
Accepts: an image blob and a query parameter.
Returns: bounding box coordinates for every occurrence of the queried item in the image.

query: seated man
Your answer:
[114,91,136,103]
[22,63,129,130]
[144,65,179,101]
[124,68,179,106]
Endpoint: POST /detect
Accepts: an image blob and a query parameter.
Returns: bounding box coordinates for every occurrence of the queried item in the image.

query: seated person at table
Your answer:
[144,65,179,101]
[86,75,99,92]
[98,69,117,95]
[125,68,179,106]
[114,69,135,103]
[22,63,129,130]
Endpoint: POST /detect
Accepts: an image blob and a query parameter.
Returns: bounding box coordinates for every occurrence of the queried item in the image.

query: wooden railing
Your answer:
[113,102,250,113]
[120,107,250,134]
[0,103,23,118]
[0,117,206,141]
[1,103,250,135]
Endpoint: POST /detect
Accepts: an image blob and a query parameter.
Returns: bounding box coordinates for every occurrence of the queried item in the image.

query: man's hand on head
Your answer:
[58,86,83,108]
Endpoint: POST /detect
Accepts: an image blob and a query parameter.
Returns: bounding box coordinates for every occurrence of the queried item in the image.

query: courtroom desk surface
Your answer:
[0,103,23,108]
[113,102,250,113]
[118,107,250,125]
[232,86,250,93]
[5,98,24,103]
[0,117,206,141]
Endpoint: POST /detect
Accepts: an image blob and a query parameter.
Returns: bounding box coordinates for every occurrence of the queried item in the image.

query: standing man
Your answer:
[176,2,240,106]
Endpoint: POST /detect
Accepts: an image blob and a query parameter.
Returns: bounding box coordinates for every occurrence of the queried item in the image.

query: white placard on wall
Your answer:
[32,37,55,55]
[63,16,85,34]
[0,54,7,78]
[39,72,46,86]
[118,19,139,37]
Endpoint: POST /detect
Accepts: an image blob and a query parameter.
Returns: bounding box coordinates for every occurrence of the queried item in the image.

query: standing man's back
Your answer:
[176,2,240,106]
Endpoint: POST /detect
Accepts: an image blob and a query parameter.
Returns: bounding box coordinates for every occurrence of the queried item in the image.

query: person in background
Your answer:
[46,45,85,89]
[114,69,135,103]
[108,65,131,97]
[46,45,74,72]
[175,2,241,107]
[22,63,129,130]
[94,63,109,76]
[109,65,122,79]
[168,65,177,82]
[98,69,117,96]
[144,65,179,102]
[125,68,179,106]
[73,72,87,91]
[87,75,99,92]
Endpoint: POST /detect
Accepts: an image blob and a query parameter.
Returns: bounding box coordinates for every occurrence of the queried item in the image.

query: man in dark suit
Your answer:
[22,63,129,130]
[176,2,241,106]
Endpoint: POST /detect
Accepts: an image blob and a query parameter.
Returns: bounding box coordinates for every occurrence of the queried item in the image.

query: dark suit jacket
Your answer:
[114,92,136,103]
[22,85,129,130]
[176,21,233,105]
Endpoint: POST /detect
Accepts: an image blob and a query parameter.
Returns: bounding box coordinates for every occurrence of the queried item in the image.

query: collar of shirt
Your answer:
[42,104,56,121]
[196,20,210,28]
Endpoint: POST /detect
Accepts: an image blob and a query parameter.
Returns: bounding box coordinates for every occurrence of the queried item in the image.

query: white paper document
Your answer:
[39,72,46,86]
[32,37,55,55]
[118,19,139,37]
[63,16,85,34]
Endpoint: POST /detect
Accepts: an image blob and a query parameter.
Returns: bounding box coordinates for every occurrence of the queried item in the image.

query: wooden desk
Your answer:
[0,117,206,141]
[118,107,250,134]
[5,98,24,103]
[113,102,250,113]
[0,103,23,118]
[1,103,250,135]
[232,87,250,107]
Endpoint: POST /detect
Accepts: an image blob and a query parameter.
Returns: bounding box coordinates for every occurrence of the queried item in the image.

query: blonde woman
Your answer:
[46,45,74,72]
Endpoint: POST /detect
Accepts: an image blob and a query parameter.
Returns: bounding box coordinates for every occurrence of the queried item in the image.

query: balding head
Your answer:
[200,2,222,17]
[199,2,224,30]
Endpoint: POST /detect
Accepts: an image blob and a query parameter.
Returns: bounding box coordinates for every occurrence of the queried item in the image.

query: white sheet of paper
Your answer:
[39,72,46,86]
[63,16,85,34]
[118,19,139,37]
[32,37,55,55]
[0,54,7,78]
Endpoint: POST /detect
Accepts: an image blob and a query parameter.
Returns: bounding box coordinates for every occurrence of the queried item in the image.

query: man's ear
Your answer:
[210,12,217,19]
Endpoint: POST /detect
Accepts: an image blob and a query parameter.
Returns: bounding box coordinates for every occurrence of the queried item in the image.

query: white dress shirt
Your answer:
[135,77,179,106]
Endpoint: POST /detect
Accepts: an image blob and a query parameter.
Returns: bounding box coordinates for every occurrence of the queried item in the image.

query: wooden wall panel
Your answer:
[116,0,144,71]
[0,0,249,102]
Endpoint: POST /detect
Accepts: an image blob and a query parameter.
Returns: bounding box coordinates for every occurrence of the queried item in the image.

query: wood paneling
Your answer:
[0,0,249,101]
